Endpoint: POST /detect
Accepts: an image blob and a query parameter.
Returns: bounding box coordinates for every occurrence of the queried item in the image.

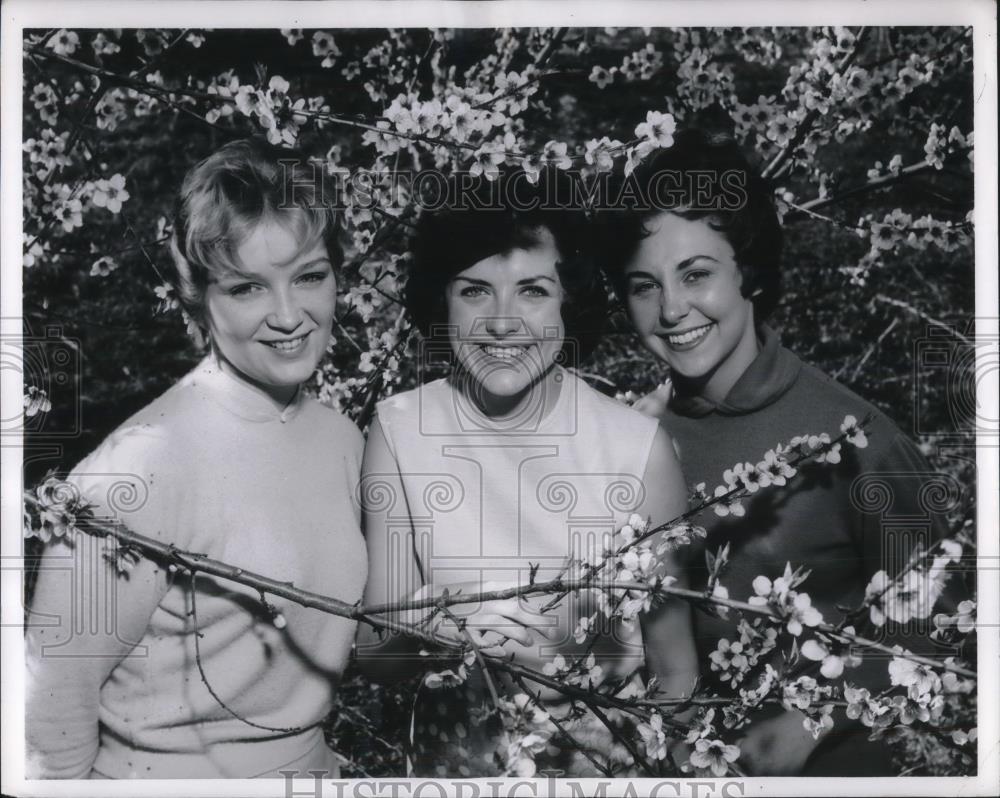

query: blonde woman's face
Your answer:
[204,220,336,401]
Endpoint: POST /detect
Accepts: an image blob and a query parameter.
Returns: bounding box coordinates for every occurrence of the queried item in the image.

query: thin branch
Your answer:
[857,27,972,72]
[533,28,569,68]
[405,34,439,95]
[832,316,900,381]
[873,294,972,345]
[438,603,502,710]
[131,29,192,80]
[516,678,614,777]
[762,27,869,180]
[23,416,976,681]
[785,159,941,221]
[587,702,656,777]
[190,570,309,733]
[120,209,169,286]
[334,703,404,755]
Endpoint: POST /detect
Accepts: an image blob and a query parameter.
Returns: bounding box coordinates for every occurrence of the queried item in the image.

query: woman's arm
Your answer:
[26,531,166,778]
[355,415,430,680]
[638,425,700,702]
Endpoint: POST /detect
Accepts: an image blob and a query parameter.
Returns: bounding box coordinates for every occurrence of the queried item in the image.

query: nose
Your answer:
[483,295,524,338]
[659,289,689,327]
[266,287,305,333]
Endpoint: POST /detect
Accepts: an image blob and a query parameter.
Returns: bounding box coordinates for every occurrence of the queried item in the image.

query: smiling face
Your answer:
[623,212,759,403]
[445,228,566,417]
[203,217,337,403]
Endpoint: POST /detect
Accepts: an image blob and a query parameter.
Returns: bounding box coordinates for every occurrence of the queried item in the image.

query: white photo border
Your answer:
[2,2,997,796]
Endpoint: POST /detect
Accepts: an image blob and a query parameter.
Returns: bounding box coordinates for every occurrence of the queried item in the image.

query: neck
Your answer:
[457,366,563,426]
[213,351,300,411]
[674,322,762,405]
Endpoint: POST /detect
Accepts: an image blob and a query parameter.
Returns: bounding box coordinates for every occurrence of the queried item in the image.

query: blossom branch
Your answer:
[761,26,869,180]
[514,679,615,777]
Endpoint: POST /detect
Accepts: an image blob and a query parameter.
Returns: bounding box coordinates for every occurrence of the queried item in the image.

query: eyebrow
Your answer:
[452,275,558,285]
[626,255,720,278]
[214,257,331,283]
[290,256,333,273]
[675,255,720,270]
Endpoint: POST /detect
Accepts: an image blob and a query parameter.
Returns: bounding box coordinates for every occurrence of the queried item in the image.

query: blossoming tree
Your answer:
[21,26,977,777]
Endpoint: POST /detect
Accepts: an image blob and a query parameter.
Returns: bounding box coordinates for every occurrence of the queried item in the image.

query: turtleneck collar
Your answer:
[669,324,802,418]
[185,355,305,423]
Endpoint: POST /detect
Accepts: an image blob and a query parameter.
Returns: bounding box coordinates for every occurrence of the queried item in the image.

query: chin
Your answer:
[473,371,530,397]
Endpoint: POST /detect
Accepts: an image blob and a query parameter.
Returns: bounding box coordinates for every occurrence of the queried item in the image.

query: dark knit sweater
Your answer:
[659,326,959,772]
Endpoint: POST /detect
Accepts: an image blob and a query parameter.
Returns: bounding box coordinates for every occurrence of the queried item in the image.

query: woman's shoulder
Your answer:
[299,395,364,453]
[74,378,195,475]
[374,379,450,431]
[69,357,244,480]
[572,373,660,435]
[66,381,198,531]
[791,361,914,459]
[377,379,449,410]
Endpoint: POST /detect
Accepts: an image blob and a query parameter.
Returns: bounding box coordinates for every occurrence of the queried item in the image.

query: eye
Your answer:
[227,282,263,298]
[629,280,660,296]
[520,284,551,298]
[297,271,330,285]
[459,285,489,298]
[683,269,711,283]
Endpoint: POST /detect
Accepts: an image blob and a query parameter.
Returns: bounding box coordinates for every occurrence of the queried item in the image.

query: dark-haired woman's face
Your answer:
[623,212,758,403]
[445,230,566,414]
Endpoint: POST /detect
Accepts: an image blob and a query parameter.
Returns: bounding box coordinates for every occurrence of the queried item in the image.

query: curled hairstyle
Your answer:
[405,166,608,366]
[167,138,342,325]
[600,128,783,321]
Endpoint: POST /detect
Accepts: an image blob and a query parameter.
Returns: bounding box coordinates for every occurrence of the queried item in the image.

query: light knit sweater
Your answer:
[26,356,367,779]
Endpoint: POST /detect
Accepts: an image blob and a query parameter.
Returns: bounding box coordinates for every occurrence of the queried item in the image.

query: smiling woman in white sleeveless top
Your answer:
[357,166,697,776]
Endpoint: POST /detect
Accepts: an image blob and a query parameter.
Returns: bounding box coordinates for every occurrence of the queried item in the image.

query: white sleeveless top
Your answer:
[374,367,659,681]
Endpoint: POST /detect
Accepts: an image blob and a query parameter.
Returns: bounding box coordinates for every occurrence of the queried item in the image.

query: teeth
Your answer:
[265,334,308,351]
[666,325,712,346]
[482,345,528,360]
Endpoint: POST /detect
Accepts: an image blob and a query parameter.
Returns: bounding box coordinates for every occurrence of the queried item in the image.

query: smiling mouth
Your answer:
[661,323,713,348]
[262,331,311,352]
[479,343,531,362]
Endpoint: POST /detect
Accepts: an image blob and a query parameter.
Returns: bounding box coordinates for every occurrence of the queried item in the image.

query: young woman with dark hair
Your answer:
[601,128,958,776]
[358,166,698,776]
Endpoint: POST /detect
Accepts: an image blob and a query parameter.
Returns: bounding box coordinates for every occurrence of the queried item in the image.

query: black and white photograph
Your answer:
[2,1,997,796]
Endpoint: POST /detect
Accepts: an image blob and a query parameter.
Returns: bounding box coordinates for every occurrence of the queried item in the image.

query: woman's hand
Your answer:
[408,580,551,656]
[736,710,821,776]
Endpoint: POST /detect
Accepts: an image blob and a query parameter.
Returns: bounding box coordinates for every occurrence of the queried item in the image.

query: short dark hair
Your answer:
[599,128,783,321]
[405,166,608,366]
[169,137,341,325]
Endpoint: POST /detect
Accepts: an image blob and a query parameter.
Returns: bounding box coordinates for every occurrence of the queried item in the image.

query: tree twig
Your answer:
[762,27,869,180]
[873,294,972,345]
